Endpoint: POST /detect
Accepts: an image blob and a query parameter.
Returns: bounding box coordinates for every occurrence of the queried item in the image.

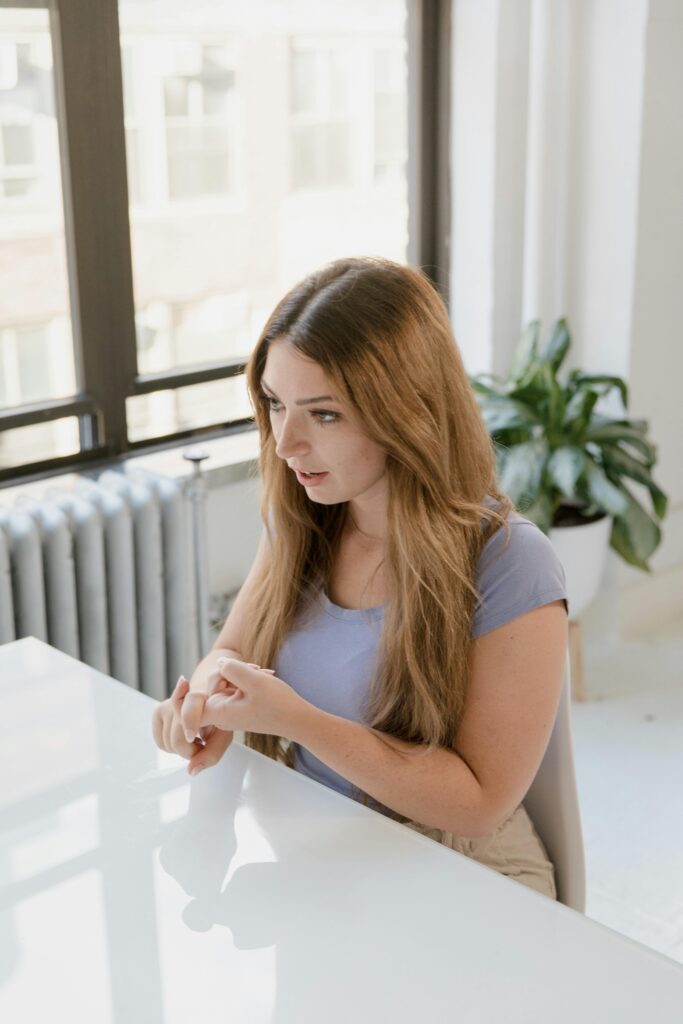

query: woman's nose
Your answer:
[275,417,310,460]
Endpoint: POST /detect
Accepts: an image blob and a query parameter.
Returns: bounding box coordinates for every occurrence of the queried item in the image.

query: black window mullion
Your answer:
[0,395,97,431]
[50,0,138,457]
[407,0,451,301]
[131,358,248,396]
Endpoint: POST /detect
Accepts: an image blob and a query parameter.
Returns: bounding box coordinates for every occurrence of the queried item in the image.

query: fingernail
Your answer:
[189,765,204,777]
[184,730,195,743]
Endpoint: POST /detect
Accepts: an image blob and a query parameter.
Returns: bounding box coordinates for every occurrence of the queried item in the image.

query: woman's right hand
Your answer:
[152,670,238,775]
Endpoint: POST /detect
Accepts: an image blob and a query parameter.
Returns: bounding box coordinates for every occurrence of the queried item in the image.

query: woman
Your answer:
[152,256,568,900]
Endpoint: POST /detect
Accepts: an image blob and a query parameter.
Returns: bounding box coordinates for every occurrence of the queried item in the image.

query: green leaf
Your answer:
[610,487,662,570]
[499,439,549,506]
[609,526,649,571]
[543,364,566,433]
[563,387,600,442]
[540,318,570,374]
[600,444,668,519]
[491,426,535,448]
[581,458,630,516]
[509,364,545,406]
[510,362,566,433]
[509,321,540,383]
[545,446,587,500]
[477,394,538,433]
[585,422,657,465]
[588,413,647,434]
[566,373,628,409]
[627,418,649,435]
[519,491,553,534]
[471,378,503,398]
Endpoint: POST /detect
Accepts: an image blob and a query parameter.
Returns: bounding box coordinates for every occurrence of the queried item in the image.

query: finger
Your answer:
[171,675,190,709]
[201,690,243,731]
[188,726,233,775]
[207,670,222,695]
[171,719,206,760]
[180,691,208,743]
[217,656,245,676]
[217,657,258,685]
[207,670,241,698]
[152,705,166,750]
[162,710,173,752]
[196,723,214,745]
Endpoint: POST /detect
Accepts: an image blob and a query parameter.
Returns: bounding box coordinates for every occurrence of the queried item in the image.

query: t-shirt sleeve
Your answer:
[471,519,569,639]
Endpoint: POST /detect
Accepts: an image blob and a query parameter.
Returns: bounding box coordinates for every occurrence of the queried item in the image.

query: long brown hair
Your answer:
[238,257,512,797]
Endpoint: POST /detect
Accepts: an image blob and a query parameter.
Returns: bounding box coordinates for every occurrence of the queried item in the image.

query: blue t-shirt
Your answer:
[273,512,568,802]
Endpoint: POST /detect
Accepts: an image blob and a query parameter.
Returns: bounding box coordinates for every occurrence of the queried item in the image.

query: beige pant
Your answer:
[401,803,557,901]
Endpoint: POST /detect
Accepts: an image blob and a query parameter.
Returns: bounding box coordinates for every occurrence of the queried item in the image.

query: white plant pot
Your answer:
[549,515,613,620]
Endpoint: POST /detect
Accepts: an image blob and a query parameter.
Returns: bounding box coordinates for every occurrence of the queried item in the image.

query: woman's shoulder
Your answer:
[478,508,556,562]
[472,510,569,639]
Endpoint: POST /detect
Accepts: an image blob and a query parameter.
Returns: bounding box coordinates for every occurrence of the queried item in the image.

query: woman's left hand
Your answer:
[197,658,307,744]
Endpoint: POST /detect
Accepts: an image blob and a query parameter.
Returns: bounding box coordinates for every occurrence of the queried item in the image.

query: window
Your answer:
[163,45,236,200]
[373,46,407,186]
[0,322,73,406]
[290,43,353,190]
[1,0,446,481]
[0,8,76,475]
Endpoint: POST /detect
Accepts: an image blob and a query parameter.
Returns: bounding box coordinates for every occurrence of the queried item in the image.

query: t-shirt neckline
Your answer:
[317,582,385,621]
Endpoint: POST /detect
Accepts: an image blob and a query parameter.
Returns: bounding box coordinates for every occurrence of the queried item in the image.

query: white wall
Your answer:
[450,0,499,371]
[206,475,263,599]
[563,0,648,383]
[613,0,683,632]
[449,0,683,640]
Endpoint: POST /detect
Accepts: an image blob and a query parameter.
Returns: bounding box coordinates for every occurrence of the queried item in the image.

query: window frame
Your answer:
[0,0,450,484]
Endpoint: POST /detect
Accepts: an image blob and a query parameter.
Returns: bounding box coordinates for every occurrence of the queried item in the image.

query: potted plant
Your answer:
[470,318,668,619]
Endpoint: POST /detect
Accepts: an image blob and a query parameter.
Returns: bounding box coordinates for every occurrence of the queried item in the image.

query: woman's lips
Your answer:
[295,470,329,487]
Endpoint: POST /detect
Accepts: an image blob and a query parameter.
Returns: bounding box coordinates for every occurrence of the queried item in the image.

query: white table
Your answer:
[1,637,682,1023]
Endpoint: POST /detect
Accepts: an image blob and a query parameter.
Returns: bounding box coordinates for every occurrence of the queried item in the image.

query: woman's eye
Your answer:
[261,395,338,426]
[314,410,339,425]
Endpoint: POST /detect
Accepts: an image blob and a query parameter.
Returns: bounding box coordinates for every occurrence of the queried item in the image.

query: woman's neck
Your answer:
[345,509,385,545]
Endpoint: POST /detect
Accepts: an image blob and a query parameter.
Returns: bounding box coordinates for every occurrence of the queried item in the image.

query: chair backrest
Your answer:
[523,653,586,912]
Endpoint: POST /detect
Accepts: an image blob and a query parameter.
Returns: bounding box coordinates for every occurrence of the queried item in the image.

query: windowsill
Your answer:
[0,427,261,504]
[124,428,261,488]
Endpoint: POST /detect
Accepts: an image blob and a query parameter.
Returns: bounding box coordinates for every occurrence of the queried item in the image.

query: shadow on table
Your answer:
[158,742,447,1021]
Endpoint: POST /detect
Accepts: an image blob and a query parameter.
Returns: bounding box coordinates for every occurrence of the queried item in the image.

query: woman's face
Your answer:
[260,340,387,509]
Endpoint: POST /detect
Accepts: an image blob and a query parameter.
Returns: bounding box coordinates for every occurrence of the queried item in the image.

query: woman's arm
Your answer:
[292,600,568,838]
[181,527,273,743]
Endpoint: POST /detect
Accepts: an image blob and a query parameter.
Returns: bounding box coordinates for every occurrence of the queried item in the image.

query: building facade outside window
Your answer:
[0,0,435,478]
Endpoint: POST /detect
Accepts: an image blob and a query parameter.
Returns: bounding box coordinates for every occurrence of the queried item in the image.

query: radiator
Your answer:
[0,468,202,700]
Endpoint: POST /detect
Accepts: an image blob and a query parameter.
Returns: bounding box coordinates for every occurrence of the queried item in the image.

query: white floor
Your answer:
[571,622,683,965]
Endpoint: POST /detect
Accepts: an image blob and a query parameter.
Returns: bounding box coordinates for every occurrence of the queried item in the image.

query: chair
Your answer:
[523,653,586,912]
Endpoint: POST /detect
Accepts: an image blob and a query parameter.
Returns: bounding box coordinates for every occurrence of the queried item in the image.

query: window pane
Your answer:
[135,293,251,375]
[3,122,34,164]
[118,0,408,386]
[0,9,77,412]
[0,417,79,471]
[126,374,252,444]
[373,47,408,185]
